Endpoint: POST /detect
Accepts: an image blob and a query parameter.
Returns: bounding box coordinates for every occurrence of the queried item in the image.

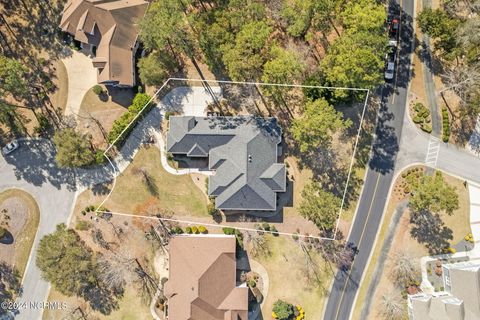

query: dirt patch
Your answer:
[0,189,40,276]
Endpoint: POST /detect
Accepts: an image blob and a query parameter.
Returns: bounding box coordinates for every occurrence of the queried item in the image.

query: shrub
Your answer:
[185,226,192,234]
[262,222,270,231]
[272,300,295,320]
[198,226,207,234]
[107,93,154,146]
[270,225,279,236]
[191,226,199,234]
[292,233,299,241]
[81,210,86,216]
[207,202,218,216]
[75,220,92,231]
[94,150,106,164]
[92,85,103,95]
[247,279,256,288]
[164,111,176,121]
[442,108,450,142]
[223,227,236,235]
[172,226,183,234]
[421,123,432,133]
[89,205,96,212]
[0,226,7,239]
[413,116,423,124]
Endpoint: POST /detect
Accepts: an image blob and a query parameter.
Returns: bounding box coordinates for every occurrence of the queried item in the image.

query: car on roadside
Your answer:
[384,45,396,81]
[2,140,19,155]
[389,17,400,40]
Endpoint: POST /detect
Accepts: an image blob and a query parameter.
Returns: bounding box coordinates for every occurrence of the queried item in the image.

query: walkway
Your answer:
[419,182,480,293]
[61,49,97,118]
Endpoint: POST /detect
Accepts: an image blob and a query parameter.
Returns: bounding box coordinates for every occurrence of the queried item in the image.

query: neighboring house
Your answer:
[59,0,149,87]
[164,235,249,320]
[166,116,287,212]
[408,261,480,319]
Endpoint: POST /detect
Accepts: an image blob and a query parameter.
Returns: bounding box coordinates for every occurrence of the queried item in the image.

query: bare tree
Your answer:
[440,65,480,104]
[98,247,160,301]
[379,292,406,320]
[300,243,323,287]
[244,230,270,258]
[389,250,420,288]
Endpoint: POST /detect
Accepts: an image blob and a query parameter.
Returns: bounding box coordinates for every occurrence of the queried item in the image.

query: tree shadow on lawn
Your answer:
[410,210,453,255]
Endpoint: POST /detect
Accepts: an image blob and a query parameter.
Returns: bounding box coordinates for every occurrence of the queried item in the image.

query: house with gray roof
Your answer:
[167,116,286,212]
[408,261,480,320]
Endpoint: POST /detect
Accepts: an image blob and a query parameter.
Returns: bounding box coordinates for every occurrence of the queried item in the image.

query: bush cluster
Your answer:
[412,103,432,133]
[223,227,244,248]
[0,226,7,239]
[185,225,208,234]
[107,93,154,146]
[442,107,450,142]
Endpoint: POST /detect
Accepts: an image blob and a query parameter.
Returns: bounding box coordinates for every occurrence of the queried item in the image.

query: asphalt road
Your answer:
[323,0,416,319]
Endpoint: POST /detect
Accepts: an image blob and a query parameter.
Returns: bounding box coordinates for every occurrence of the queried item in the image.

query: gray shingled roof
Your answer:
[167,116,286,211]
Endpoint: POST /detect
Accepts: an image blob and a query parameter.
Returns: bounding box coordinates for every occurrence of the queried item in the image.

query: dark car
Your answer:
[389,17,400,39]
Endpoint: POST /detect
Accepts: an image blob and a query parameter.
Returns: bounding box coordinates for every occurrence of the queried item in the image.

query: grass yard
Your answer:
[104,146,208,217]
[77,86,133,148]
[0,189,40,277]
[254,235,332,319]
[43,286,152,320]
[352,167,471,320]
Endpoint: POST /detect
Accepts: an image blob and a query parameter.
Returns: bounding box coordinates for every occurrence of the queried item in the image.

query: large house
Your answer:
[164,235,249,320]
[166,116,287,212]
[60,0,149,87]
[408,261,480,319]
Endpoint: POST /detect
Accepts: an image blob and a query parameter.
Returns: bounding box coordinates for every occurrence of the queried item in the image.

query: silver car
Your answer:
[2,140,19,155]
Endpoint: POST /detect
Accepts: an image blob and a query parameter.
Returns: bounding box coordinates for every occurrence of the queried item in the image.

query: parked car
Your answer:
[2,140,19,155]
[389,17,400,39]
[385,61,395,81]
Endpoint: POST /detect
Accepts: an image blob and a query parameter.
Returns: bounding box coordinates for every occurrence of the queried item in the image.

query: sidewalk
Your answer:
[419,181,480,293]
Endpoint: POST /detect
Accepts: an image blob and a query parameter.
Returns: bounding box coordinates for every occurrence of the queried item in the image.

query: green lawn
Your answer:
[105,146,208,217]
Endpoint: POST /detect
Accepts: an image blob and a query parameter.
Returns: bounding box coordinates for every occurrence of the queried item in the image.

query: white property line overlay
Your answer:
[95,77,370,241]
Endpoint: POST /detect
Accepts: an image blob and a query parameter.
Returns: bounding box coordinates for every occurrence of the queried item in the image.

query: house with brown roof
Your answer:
[408,261,480,320]
[60,0,149,87]
[164,235,249,320]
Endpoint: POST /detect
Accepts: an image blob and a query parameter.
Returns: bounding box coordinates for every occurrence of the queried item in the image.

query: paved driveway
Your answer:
[62,50,98,118]
[160,86,222,116]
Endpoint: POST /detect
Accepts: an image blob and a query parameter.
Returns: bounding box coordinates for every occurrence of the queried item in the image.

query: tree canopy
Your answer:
[292,98,351,153]
[0,55,29,100]
[299,181,342,233]
[408,171,459,215]
[222,20,272,81]
[417,8,461,60]
[53,128,95,167]
[36,224,97,297]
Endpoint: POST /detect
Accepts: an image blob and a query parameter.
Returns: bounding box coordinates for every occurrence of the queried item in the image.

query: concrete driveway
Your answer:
[62,50,97,118]
[160,86,222,116]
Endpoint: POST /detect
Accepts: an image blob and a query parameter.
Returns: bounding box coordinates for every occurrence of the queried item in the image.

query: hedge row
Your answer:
[442,108,450,142]
[107,93,154,146]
